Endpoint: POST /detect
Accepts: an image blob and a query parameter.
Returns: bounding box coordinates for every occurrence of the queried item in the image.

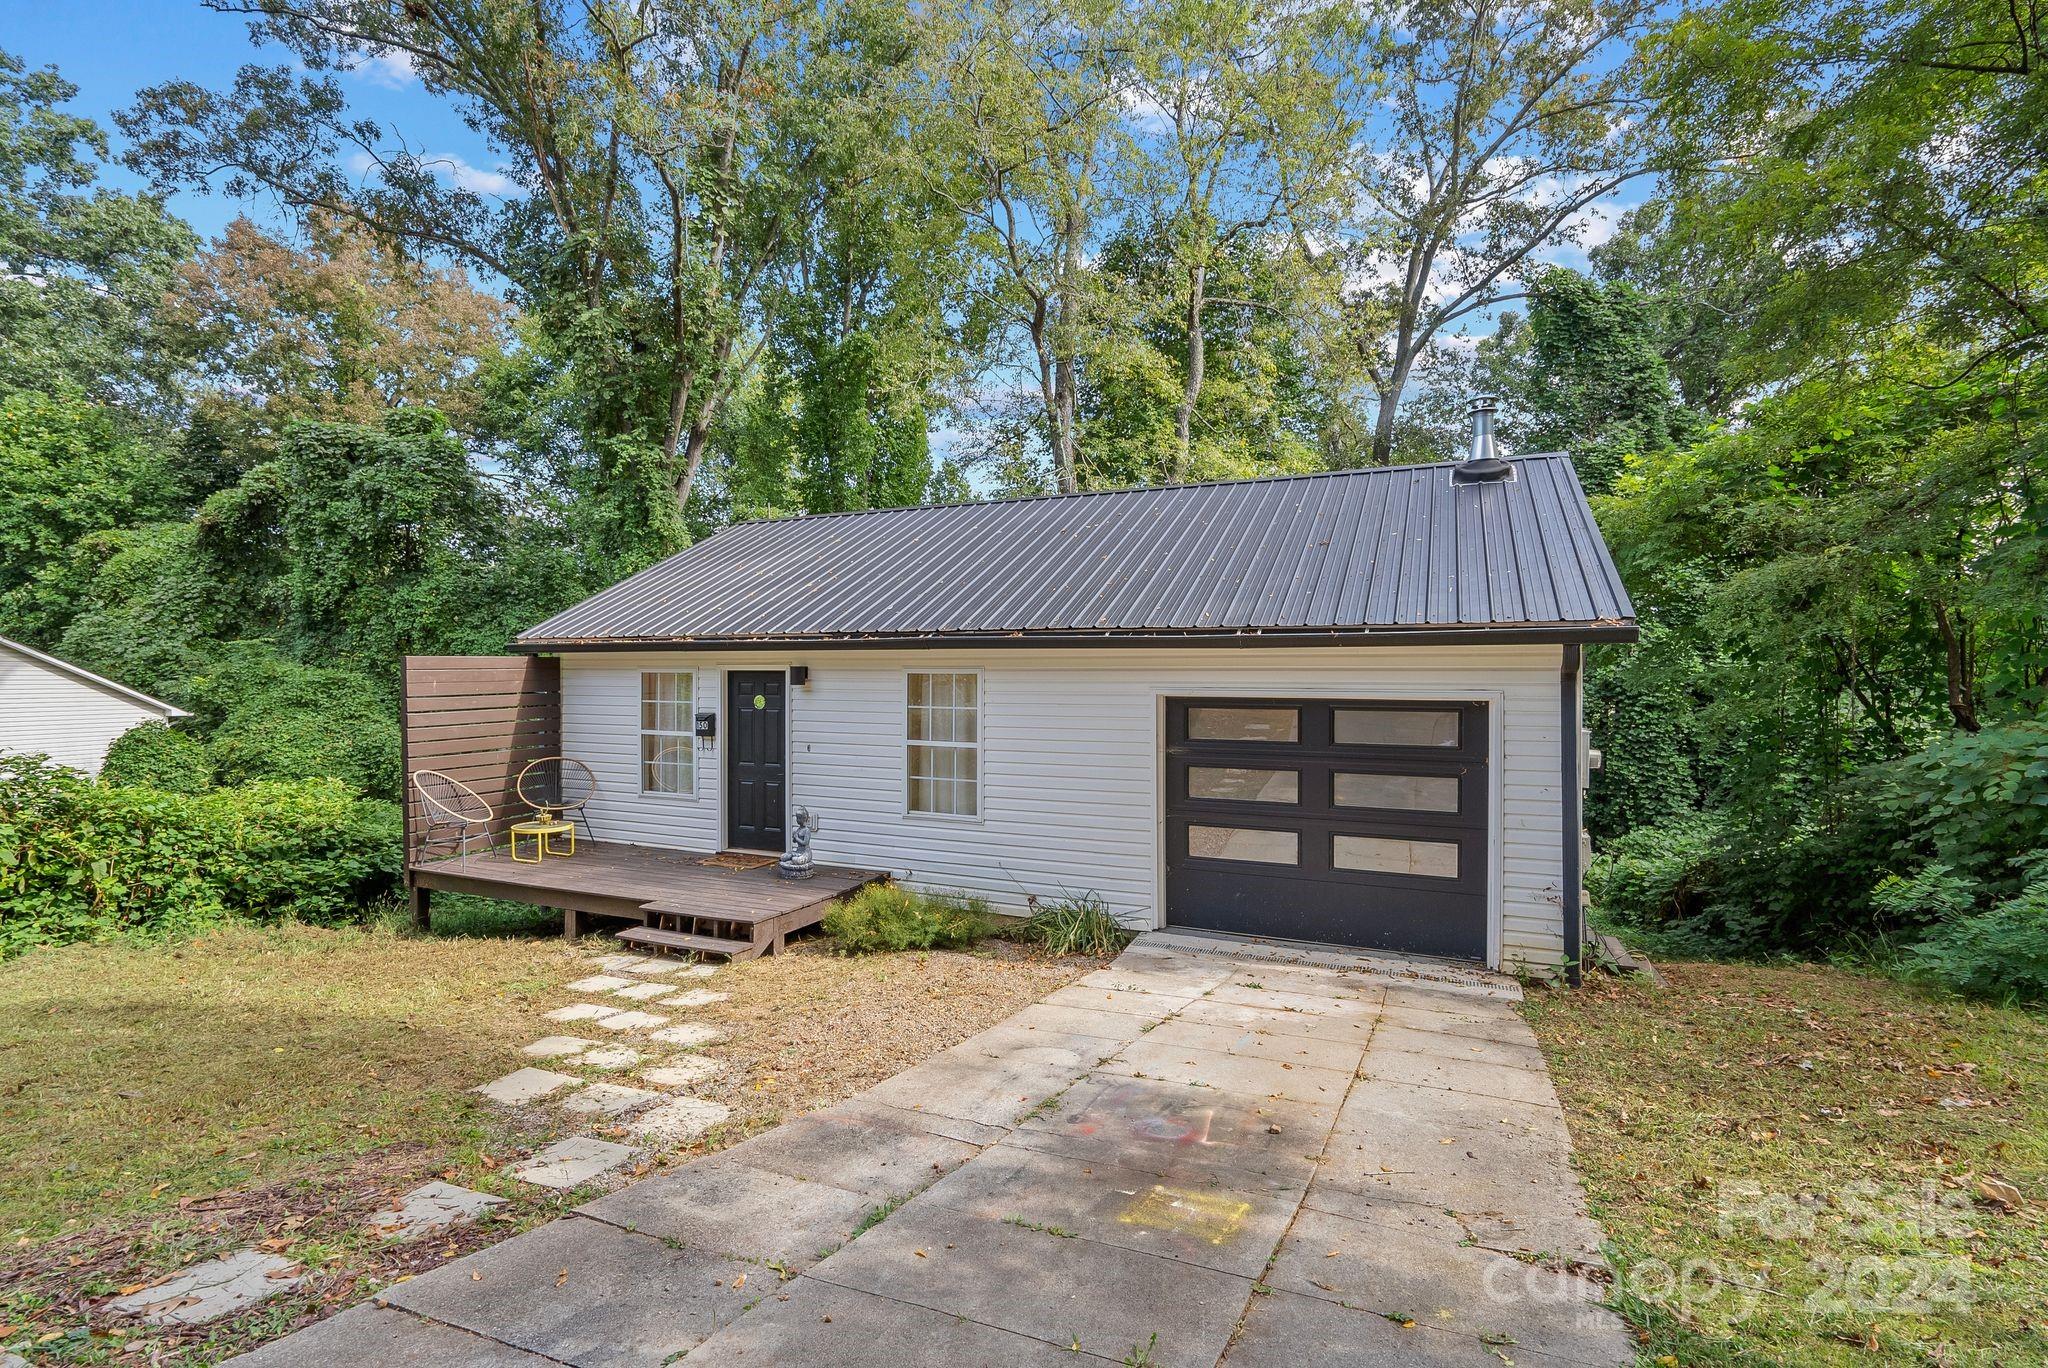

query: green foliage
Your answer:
[822,884,992,954]
[1878,723,2048,899]
[1868,863,1981,926]
[184,643,400,799]
[1902,881,2048,1004]
[0,754,400,958]
[1016,891,1132,958]
[0,50,197,408]
[99,722,214,794]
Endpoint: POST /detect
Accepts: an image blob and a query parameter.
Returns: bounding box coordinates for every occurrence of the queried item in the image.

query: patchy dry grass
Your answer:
[1521,961,2048,1366]
[0,916,1096,1364]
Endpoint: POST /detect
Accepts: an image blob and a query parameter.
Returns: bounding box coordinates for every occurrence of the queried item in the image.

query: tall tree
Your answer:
[0,49,195,409]
[163,212,512,434]
[1340,0,1661,463]
[930,0,1129,493]
[121,0,930,558]
[1121,0,1358,479]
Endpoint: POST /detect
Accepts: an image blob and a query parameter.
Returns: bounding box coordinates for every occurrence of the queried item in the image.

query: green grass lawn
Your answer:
[1521,961,2048,1365]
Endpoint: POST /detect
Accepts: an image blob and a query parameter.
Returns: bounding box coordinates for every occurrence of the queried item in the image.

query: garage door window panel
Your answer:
[1187,706,1299,743]
[1332,833,1461,879]
[1186,825,1299,865]
[1187,767,1300,803]
[1332,771,1462,814]
[1332,707,1461,748]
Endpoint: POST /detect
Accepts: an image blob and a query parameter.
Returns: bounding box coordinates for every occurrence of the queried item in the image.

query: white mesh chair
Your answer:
[516,756,598,842]
[412,769,496,858]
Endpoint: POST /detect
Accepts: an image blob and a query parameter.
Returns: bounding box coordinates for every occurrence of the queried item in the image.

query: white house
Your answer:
[512,440,1634,976]
[0,635,188,777]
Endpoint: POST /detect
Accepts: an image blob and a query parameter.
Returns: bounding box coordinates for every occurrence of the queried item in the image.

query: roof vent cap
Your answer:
[1453,395,1513,483]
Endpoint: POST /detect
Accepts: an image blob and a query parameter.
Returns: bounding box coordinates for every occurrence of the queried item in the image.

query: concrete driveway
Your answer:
[233,932,1630,1367]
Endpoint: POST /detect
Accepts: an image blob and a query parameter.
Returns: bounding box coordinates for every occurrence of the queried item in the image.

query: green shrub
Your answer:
[189,645,400,798]
[1902,881,2048,1003]
[822,884,991,953]
[100,721,215,793]
[1018,891,1132,957]
[0,753,400,957]
[1587,814,1723,929]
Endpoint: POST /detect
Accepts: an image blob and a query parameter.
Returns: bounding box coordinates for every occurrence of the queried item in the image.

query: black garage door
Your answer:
[1165,698,1488,959]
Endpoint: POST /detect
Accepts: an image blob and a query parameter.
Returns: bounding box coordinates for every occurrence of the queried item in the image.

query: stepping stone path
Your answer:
[544,1002,615,1022]
[487,950,737,1190]
[650,1023,726,1047]
[641,1056,723,1088]
[660,989,728,1008]
[565,974,636,993]
[511,1137,637,1190]
[107,1250,301,1325]
[561,1082,664,1118]
[476,1068,581,1105]
[523,1035,595,1059]
[367,1181,506,1240]
[592,1009,667,1032]
[630,1096,731,1146]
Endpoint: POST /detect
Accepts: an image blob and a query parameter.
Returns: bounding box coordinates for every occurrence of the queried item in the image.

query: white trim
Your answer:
[637,668,700,798]
[1148,683,1508,969]
[902,668,985,823]
[0,635,187,719]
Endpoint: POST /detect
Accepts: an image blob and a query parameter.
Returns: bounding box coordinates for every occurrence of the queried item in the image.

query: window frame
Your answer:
[903,669,984,822]
[638,669,699,799]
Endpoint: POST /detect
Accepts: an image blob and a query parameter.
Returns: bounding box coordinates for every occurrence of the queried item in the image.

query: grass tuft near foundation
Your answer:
[1520,960,2048,1365]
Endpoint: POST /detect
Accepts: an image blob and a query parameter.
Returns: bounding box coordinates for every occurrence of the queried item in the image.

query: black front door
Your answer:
[1164,698,1490,960]
[726,671,787,851]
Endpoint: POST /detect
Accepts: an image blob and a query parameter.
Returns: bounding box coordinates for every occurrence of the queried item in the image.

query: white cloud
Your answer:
[353,48,419,89]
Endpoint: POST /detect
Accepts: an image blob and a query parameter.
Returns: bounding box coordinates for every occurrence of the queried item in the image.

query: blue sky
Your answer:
[8,1,495,242]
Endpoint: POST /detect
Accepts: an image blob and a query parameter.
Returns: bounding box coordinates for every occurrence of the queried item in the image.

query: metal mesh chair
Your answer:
[516,756,598,842]
[412,769,496,858]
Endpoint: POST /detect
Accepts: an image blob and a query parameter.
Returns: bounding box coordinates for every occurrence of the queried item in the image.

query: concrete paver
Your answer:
[380,1216,755,1368]
[367,1181,507,1240]
[641,1054,723,1087]
[224,1304,555,1366]
[474,1068,581,1105]
[521,1035,594,1059]
[811,1201,1249,1368]
[559,1081,663,1117]
[237,933,1628,1367]
[564,974,635,993]
[608,980,673,1001]
[510,1136,636,1190]
[659,987,729,1008]
[107,1249,301,1325]
[575,1044,643,1070]
[683,1276,1091,1366]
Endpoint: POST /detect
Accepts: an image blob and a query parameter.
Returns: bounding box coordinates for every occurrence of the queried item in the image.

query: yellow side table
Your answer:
[510,817,575,863]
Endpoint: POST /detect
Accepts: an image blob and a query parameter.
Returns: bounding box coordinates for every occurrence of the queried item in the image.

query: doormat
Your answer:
[699,852,778,872]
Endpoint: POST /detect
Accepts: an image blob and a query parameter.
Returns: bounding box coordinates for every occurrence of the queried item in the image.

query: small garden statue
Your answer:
[778,806,820,880]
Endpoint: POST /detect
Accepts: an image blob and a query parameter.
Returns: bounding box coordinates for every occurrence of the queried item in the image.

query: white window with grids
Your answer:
[906,671,980,818]
[640,671,696,795]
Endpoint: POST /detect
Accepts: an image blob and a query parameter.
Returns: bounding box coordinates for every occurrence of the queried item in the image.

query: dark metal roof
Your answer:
[518,455,1635,650]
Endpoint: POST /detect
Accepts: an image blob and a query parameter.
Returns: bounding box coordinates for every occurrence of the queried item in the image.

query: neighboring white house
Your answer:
[513,440,1635,976]
[0,635,187,777]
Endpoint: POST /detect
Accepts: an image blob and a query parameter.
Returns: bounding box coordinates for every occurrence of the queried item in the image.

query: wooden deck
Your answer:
[408,841,886,958]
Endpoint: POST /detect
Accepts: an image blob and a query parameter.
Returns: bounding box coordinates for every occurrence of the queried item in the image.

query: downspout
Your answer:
[1560,644,1584,986]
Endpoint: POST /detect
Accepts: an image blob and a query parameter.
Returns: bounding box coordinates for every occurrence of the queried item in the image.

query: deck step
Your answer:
[616,925,756,958]
[639,899,784,925]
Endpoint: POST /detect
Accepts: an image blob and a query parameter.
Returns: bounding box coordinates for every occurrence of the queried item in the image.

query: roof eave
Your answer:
[510,622,1640,654]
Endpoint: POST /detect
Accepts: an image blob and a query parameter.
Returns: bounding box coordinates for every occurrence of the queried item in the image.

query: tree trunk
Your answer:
[1369,352,1415,465]
[1173,261,1207,481]
[1933,600,1981,732]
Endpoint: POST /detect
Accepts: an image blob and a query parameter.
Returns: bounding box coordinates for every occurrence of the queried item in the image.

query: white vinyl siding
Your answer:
[640,671,696,795]
[559,644,1571,971]
[0,643,180,777]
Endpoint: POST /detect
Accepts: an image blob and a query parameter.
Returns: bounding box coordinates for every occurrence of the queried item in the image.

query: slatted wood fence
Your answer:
[400,655,562,883]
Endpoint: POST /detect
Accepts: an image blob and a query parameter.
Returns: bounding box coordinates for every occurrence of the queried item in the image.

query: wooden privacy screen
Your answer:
[400,655,562,859]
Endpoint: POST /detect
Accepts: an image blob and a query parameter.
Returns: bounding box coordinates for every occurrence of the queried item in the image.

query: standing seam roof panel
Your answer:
[515,456,1636,644]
